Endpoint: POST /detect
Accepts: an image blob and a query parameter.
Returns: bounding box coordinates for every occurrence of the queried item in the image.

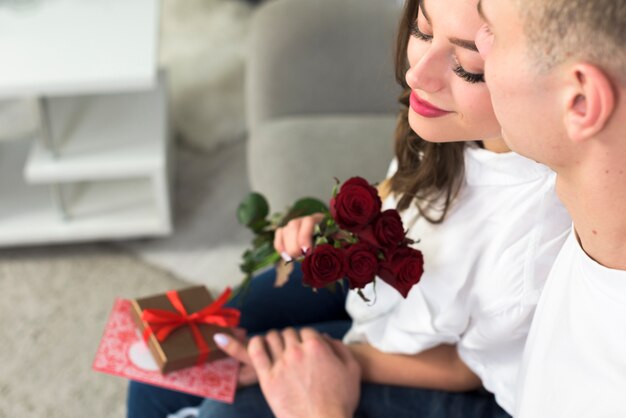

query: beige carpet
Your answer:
[0,243,189,417]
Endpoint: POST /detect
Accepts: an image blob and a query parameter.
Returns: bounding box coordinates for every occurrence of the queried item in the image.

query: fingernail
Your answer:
[213,333,229,347]
[301,246,309,254]
[280,252,292,262]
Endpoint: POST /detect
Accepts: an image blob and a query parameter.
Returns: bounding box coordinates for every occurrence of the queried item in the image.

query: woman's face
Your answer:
[406,0,502,143]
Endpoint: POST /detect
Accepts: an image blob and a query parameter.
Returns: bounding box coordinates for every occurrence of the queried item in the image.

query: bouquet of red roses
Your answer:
[301,177,423,299]
[237,177,424,300]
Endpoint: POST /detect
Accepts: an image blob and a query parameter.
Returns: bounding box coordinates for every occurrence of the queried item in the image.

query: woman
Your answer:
[128,0,570,417]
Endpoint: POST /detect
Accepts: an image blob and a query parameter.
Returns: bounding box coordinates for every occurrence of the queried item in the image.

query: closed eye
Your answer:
[452,65,485,84]
[410,21,433,42]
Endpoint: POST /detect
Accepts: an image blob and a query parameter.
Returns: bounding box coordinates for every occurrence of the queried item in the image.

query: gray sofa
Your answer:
[246,0,402,211]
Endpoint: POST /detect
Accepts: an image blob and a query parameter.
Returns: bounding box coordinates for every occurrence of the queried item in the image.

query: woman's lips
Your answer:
[409,92,452,118]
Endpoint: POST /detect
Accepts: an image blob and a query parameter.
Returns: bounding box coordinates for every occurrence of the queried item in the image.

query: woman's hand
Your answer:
[213,329,258,387]
[273,213,325,260]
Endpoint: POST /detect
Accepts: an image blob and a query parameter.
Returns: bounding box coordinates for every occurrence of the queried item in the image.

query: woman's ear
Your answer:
[564,64,616,142]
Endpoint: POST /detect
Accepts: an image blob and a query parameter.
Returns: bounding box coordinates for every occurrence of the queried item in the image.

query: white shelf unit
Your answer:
[0,76,172,247]
[0,0,159,98]
[0,0,173,246]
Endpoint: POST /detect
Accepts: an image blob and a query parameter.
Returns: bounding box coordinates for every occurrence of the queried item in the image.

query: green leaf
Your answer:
[252,232,274,248]
[249,241,278,264]
[237,192,270,228]
[240,241,280,275]
[315,236,329,245]
[332,177,341,198]
[249,219,272,235]
[280,197,328,226]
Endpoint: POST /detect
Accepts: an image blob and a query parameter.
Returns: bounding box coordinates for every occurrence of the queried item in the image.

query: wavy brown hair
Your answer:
[388,0,467,223]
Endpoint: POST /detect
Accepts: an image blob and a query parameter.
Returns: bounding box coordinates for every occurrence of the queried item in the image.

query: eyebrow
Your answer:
[420,0,479,52]
[449,38,479,52]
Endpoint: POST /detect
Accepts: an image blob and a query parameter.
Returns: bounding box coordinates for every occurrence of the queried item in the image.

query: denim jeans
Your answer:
[196,383,512,418]
[127,263,351,418]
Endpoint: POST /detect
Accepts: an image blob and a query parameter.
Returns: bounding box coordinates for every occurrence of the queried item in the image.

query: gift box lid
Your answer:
[130,285,236,373]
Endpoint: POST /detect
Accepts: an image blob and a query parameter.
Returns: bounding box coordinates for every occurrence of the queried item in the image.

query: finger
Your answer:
[299,327,326,345]
[325,337,354,366]
[283,219,302,257]
[233,327,247,342]
[298,216,316,254]
[238,364,259,387]
[300,328,336,358]
[330,340,362,378]
[281,327,302,348]
[274,228,287,257]
[247,336,272,377]
[213,333,252,365]
[265,329,285,361]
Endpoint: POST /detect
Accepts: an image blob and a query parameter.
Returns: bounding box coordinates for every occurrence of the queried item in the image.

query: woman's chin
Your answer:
[408,115,454,143]
[408,119,480,144]
[408,125,459,143]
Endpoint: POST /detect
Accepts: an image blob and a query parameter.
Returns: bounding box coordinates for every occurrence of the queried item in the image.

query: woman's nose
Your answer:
[405,47,446,93]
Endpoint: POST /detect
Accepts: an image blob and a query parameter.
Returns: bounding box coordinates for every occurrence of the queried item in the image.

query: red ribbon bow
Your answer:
[141,287,241,365]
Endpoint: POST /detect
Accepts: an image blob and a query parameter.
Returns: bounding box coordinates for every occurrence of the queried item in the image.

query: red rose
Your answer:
[301,244,346,288]
[344,242,379,289]
[374,209,405,248]
[357,209,405,249]
[330,177,382,233]
[378,246,424,298]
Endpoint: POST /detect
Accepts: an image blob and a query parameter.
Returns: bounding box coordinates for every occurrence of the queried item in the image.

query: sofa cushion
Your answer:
[247,114,397,210]
[247,0,402,128]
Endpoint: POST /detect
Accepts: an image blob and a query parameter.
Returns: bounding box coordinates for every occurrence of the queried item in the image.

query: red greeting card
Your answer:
[93,299,239,403]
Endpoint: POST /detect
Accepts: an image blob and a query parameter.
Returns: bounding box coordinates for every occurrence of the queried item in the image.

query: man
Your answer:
[475,0,626,416]
[222,0,626,416]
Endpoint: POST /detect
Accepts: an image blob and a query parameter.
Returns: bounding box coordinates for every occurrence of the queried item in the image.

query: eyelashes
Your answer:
[410,21,432,41]
[453,65,485,84]
[409,21,485,84]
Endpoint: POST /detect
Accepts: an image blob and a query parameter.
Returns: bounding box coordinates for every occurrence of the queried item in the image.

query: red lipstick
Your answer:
[409,92,451,118]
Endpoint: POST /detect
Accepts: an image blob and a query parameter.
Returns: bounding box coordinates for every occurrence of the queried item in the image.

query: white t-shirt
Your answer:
[343,146,571,415]
[516,230,626,418]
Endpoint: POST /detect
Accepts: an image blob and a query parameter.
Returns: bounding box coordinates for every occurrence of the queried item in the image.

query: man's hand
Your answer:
[247,327,361,418]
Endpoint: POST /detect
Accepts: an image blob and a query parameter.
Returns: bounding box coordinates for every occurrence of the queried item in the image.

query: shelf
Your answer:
[24,75,167,184]
[0,0,172,247]
[0,0,159,98]
[0,139,170,247]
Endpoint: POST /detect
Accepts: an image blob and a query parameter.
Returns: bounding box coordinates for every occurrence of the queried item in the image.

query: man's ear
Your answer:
[563,64,615,142]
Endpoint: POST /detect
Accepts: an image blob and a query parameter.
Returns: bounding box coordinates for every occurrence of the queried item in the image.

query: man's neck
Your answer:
[557,151,626,271]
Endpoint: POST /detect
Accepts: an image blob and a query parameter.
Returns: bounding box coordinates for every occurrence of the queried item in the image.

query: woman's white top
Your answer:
[343,146,571,415]
[515,229,626,418]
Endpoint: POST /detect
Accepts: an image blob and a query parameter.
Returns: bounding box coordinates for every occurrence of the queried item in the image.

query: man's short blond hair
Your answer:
[516,0,626,81]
